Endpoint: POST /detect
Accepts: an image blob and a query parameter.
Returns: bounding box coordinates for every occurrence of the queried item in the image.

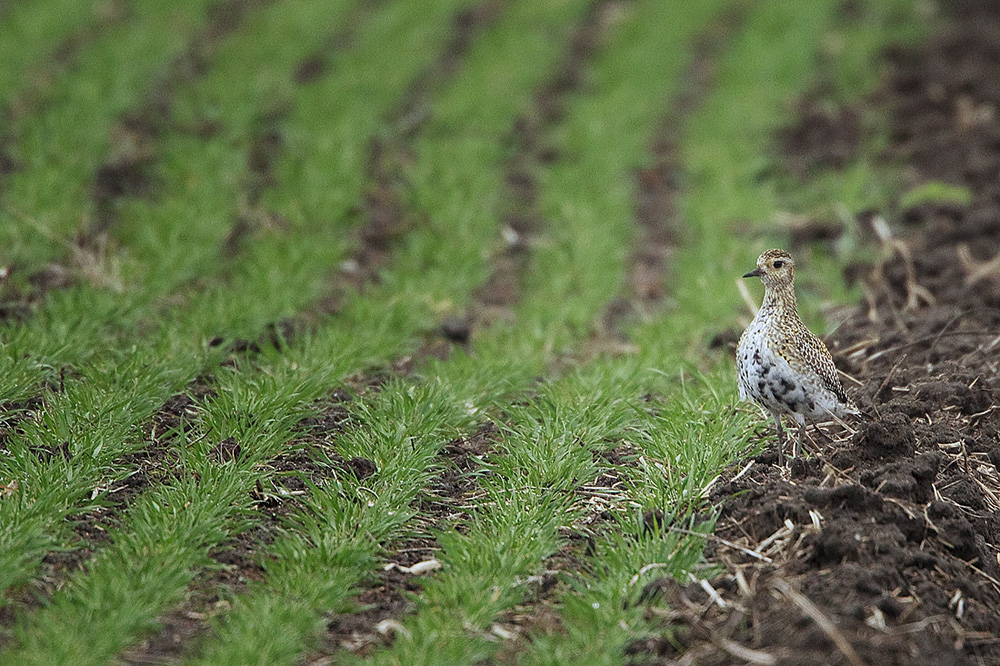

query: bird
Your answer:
[736,249,859,463]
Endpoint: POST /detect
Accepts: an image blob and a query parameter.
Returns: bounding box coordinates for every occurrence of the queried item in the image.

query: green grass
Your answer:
[0,0,111,107]
[190,2,754,664]
[181,1,613,662]
[0,0,461,627]
[0,0,930,663]
[0,0,223,269]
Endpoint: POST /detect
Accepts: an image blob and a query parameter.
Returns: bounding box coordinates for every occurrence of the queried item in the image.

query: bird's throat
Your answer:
[760,282,797,315]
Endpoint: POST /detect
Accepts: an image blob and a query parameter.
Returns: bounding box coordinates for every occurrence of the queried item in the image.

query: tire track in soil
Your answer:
[0,0,133,322]
[600,5,746,341]
[632,5,1000,665]
[312,2,633,658]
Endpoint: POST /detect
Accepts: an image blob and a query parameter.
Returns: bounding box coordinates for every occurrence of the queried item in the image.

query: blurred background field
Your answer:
[0,1,948,664]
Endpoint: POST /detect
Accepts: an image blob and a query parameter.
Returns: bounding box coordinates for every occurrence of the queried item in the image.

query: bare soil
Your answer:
[631,3,1000,664]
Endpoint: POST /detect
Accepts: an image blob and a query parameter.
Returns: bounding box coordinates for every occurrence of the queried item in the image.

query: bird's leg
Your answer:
[772,412,786,465]
[793,422,806,459]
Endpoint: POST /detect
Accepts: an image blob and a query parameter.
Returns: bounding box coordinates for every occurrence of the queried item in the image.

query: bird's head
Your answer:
[743,249,794,289]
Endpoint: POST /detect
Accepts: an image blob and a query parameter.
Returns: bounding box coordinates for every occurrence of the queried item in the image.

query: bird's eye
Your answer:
[773,260,784,268]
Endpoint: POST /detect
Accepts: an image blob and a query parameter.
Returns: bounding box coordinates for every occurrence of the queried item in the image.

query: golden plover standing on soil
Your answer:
[737,249,859,462]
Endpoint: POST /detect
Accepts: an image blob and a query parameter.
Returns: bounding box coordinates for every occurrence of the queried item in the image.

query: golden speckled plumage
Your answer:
[737,250,858,460]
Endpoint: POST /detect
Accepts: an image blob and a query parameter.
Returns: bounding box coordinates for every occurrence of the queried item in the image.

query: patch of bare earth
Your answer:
[631,4,1000,665]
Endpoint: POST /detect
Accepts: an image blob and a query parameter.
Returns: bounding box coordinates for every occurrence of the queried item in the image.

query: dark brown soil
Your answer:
[777,99,862,180]
[633,4,1000,665]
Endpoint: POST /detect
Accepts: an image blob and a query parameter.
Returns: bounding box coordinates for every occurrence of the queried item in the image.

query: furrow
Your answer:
[318,1,745,663]
[0,0,224,279]
[602,4,746,340]
[0,1,496,663]
[340,0,508,290]
[81,0,279,246]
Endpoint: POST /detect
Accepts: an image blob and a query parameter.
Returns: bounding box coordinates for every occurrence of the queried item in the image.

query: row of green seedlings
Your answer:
[261,0,930,663]
[333,1,755,663]
[171,0,615,663]
[0,0,600,663]
[0,0,225,403]
[516,0,931,662]
[176,1,756,665]
[0,0,475,626]
[0,0,257,598]
[0,0,116,113]
[0,0,227,273]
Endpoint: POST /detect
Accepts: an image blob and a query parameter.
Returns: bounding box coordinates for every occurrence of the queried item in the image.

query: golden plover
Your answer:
[737,249,859,462]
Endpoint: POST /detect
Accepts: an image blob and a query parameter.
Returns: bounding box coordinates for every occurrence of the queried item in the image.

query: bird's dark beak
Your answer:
[743,268,762,278]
